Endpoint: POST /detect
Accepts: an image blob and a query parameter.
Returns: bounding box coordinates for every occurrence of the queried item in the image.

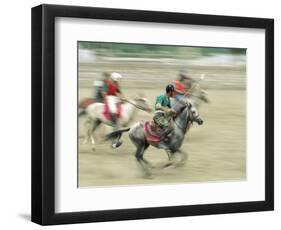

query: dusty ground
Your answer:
[78,88,246,187]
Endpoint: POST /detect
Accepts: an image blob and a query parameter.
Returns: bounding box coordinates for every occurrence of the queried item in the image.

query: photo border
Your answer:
[31,4,274,225]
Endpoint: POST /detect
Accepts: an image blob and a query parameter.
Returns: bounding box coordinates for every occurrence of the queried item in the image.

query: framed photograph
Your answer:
[31,4,274,225]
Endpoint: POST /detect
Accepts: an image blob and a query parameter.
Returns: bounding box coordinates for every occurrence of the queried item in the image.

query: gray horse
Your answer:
[105,102,203,177]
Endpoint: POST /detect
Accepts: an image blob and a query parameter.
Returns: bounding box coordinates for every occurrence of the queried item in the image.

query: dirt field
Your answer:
[78,87,246,187]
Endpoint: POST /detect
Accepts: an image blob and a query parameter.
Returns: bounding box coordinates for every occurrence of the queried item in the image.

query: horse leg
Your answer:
[163,148,189,168]
[135,143,152,178]
[140,143,154,169]
[175,149,188,167]
[82,118,92,145]
[161,149,175,168]
[153,142,175,168]
[89,120,101,151]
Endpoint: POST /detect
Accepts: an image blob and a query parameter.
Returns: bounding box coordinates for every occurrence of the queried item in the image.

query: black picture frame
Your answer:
[31,4,274,225]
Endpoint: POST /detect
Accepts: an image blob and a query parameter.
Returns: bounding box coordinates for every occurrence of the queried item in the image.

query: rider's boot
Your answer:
[110,112,117,129]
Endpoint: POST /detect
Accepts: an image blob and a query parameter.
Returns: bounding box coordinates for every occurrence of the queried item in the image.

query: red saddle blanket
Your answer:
[103,103,122,121]
[143,121,161,143]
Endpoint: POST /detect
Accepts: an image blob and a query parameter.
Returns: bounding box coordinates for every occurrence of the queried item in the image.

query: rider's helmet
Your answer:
[166,84,175,93]
[110,72,122,82]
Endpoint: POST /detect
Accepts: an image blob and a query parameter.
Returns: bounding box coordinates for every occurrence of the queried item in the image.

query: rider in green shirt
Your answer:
[155,94,172,110]
[153,84,176,133]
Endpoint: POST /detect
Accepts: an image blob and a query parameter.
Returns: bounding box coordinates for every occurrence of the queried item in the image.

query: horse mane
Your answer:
[174,101,191,118]
[172,102,194,134]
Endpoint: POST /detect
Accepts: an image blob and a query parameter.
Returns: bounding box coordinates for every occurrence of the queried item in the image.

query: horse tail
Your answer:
[104,128,130,141]
[78,98,96,118]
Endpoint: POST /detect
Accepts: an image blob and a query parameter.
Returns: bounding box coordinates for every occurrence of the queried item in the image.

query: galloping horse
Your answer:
[105,101,203,177]
[80,96,152,150]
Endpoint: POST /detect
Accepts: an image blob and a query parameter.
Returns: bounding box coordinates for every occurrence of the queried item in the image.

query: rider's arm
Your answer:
[155,96,170,113]
[156,103,175,117]
[166,100,176,115]
[155,103,168,112]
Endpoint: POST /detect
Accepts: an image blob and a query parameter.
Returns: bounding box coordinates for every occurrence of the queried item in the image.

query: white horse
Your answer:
[80,97,152,150]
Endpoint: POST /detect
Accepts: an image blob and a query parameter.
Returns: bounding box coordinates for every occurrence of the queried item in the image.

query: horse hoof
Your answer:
[144,173,153,179]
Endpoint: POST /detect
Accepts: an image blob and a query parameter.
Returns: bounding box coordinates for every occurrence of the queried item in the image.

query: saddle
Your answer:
[144,121,161,144]
[103,103,122,121]
[143,119,175,146]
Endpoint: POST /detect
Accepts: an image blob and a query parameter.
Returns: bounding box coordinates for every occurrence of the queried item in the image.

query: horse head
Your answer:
[175,101,203,127]
[189,105,203,125]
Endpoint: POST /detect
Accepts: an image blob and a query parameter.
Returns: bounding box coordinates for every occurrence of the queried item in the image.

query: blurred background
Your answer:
[78,42,246,90]
[78,42,246,187]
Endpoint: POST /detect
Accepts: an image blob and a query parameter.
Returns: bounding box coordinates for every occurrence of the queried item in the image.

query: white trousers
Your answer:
[106,95,119,114]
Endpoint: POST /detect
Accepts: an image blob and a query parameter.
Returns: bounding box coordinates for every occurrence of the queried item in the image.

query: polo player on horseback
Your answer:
[103,72,124,130]
[151,84,176,147]
[173,74,187,106]
[175,69,194,96]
